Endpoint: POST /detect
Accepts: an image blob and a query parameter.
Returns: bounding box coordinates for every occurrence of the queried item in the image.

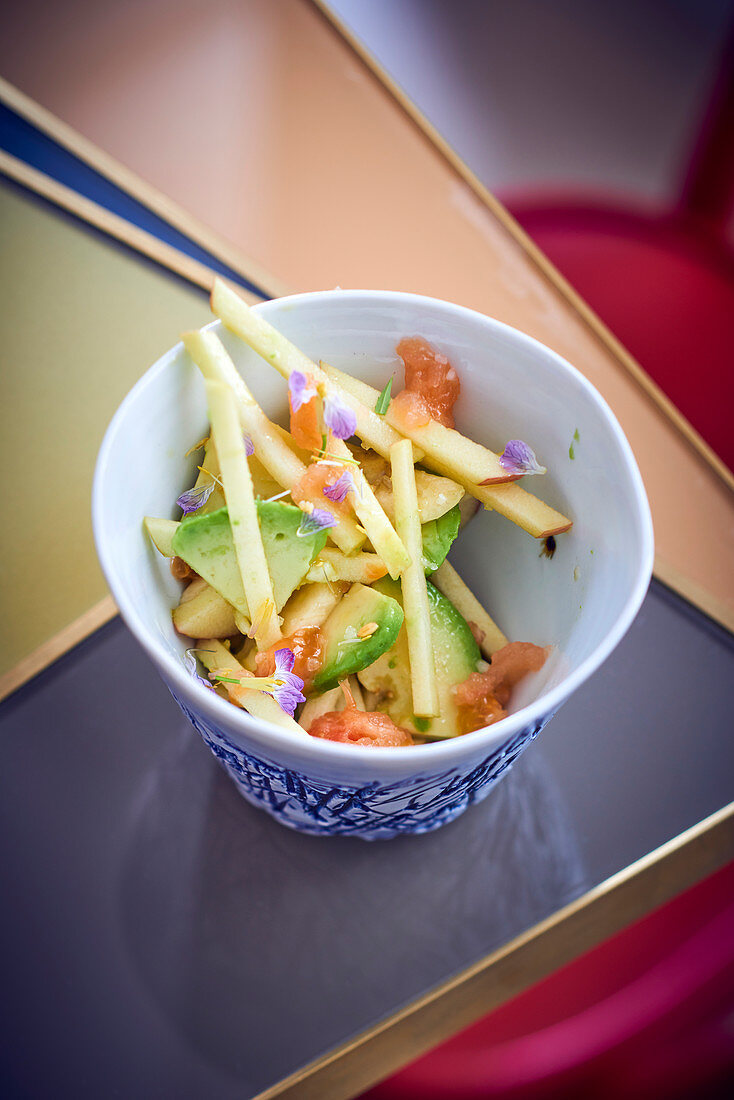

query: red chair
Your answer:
[507,30,734,473]
[362,863,734,1100]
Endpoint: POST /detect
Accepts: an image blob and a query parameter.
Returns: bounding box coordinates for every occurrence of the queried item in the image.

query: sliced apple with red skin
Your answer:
[386,391,519,486]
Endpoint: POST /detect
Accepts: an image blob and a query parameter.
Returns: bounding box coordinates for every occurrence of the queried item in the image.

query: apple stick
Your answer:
[204,426,287,502]
[144,516,179,557]
[278,581,348,635]
[196,640,304,734]
[211,277,423,461]
[204,379,281,650]
[374,468,464,524]
[184,330,305,489]
[209,286,411,573]
[306,550,388,585]
[298,686,341,730]
[469,483,572,537]
[391,439,439,717]
[348,675,366,709]
[324,367,573,538]
[173,579,239,638]
[387,401,516,485]
[323,363,513,484]
[192,436,227,511]
[320,362,427,460]
[211,285,572,538]
[431,560,508,658]
[182,330,365,555]
[328,438,410,578]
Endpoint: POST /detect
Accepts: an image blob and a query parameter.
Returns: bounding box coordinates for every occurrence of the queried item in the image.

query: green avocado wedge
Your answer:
[421,504,460,574]
[171,502,327,617]
[358,576,480,739]
[312,582,404,693]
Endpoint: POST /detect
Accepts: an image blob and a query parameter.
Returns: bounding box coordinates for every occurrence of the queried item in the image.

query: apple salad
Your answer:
[144,280,572,746]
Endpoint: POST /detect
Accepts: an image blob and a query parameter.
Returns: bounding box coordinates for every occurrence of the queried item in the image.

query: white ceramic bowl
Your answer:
[93,290,653,840]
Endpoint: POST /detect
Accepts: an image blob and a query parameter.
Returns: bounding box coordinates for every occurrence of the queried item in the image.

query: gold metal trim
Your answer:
[654,553,734,636]
[0,75,290,301]
[0,596,118,701]
[253,802,734,1099]
[1,151,222,294]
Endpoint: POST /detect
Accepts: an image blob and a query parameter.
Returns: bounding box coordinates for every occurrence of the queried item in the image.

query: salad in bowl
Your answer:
[93,285,652,837]
[143,279,571,747]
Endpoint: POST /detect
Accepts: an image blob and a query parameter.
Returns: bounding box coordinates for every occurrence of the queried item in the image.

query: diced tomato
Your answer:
[289,391,322,451]
[389,389,433,430]
[309,694,414,747]
[170,557,196,581]
[396,336,461,427]
[255,627,324,692]
[453,642,549,735]
[291,463,351,520]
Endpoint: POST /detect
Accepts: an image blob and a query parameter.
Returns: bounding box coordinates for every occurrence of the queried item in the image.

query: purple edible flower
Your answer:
[297,507,337,537]
[265,648,306,716]
[176,482,214,515]
[243,433,254,457]
[288,370,317,413]
[322,470,354,503]
[499,440,547,477]
[323,392,357,440]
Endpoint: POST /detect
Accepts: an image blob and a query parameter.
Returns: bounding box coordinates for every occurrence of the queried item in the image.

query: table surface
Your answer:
[1,579,733,1099]
[0,3,733,1096]
[1,0,733,629]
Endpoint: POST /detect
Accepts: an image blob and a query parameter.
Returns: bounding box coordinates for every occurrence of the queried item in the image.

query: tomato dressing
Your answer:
[255,627,324,692]
[389,389,433,430]
[309,684,414,747]
[396,336,461,428]
[170,556,196,581]
[289,388,322,451]
[453,642,549,735]
[291,463,350,520]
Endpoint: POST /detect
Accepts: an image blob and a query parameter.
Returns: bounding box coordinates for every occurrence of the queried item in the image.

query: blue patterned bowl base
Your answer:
[170,690,552,840]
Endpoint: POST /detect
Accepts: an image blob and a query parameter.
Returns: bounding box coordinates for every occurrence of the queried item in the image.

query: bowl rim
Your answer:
[92,288,654,769]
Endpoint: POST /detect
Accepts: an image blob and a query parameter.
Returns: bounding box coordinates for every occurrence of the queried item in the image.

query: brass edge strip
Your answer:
[254,802,734,1100]
[0,596,119,702]
[654,553,734,636]
[0,75,291,301]
[310,0,734,496]
[2,151,217,293]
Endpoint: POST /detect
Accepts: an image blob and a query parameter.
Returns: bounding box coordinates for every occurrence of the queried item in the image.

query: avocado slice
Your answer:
[312,582,404,693]
[358,577,481,738]
[421,504,460,574]
[171,502,327,616]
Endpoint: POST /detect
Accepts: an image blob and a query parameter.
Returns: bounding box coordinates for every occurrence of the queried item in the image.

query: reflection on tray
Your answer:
[118,729,585,1087]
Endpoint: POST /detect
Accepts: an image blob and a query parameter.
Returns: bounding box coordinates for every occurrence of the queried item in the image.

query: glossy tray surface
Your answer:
[1,581,732,1098]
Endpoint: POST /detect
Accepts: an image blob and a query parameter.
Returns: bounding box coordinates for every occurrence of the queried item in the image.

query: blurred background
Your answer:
[330,0,734,471]
[3,0,731,470]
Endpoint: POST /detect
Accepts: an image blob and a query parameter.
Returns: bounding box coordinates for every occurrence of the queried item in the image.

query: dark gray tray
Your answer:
[1,579,733,1099]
